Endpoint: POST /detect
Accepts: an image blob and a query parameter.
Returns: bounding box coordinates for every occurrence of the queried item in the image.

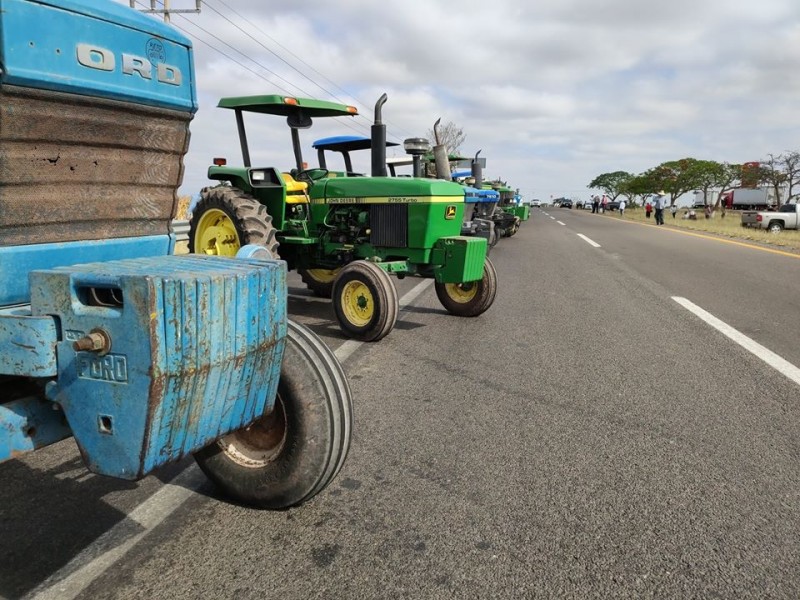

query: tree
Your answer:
[644,158,705,206]
[709,163,742,215]
[587,171,633,201]
[688,160,742,215]
[760,154,788,206]
[425,120,466,155]
[618,173,653,207]
[779,151,800,202]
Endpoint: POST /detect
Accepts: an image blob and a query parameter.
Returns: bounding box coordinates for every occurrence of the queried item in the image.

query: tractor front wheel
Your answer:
[299,268,340,298]
[189,186,278,257]
[435,258,497,317]
[332,261,398,342]
[193,320,353,509]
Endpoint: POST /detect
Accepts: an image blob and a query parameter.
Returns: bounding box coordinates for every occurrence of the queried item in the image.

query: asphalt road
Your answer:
[2,208,799,599]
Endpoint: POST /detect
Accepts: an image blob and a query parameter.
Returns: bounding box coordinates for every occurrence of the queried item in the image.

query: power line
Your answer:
[202,0,414,142]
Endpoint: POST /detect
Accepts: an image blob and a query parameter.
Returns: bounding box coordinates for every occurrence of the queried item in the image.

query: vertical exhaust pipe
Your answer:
[472,150,483,189]
[371,93,388,177]
[432,118,450,180]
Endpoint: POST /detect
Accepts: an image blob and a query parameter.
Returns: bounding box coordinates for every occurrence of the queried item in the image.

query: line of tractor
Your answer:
[0,0,528,514]
[190,94,530,342]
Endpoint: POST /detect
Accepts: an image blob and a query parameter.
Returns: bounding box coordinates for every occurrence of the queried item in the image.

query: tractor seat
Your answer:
[282,173,310,204]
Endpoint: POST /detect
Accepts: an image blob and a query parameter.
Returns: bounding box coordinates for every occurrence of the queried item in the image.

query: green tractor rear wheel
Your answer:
[189,186,278,257]
[299,268,340,298]
[193,320,353,509]
[332,261,398,342]
[435,258,497,317]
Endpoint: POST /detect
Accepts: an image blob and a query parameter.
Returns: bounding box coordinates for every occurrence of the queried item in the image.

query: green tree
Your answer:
[587,171,633,201]
[618,173,653,207]
[644,158,705,206]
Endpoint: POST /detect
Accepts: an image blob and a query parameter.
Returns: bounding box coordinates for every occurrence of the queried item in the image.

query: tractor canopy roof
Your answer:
[312,135,398,152]
[217,95,358,117]
[451,170,472,179]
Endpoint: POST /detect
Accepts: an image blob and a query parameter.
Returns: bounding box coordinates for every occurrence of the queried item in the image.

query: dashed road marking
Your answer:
[577,234,601,247]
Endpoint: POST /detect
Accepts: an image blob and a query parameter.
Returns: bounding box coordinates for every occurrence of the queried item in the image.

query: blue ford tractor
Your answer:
[0,0,352,509]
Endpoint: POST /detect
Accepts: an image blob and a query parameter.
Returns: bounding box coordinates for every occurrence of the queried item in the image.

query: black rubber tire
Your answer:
[768,221,783,233]
[193,320,353,509]
[435,258,497,317]
[189,186,279,257]
[332,261,398,342]
[299,268,340,298]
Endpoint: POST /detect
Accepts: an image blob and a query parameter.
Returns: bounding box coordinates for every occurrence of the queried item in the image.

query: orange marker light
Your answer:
[283,97,299,106]
[213,157,227,166]
[346,106,357,114]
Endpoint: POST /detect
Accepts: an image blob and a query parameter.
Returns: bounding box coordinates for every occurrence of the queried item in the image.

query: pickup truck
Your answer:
[741,203,800,232]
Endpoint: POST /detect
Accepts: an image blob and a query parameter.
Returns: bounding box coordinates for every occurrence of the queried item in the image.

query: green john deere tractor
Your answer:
[190,94,497,342]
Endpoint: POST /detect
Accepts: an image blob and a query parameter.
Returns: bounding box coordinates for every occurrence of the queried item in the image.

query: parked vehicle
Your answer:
[560,199,573,209]
[0,0,352,509]
[531,199,541,207]
[191,95,496,342]
[741,203,800,232]
[721,188,774,211]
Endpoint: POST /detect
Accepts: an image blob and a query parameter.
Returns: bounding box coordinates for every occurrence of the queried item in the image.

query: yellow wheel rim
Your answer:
[444,282,479,304]
[194,208,241,257]
[306,268,339,283]
[341,281,374,327]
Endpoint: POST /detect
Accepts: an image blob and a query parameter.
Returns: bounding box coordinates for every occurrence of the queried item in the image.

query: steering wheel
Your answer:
[294,168,329,184]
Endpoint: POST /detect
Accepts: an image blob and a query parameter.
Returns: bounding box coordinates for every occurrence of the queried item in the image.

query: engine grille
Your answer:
[370,204,407,248]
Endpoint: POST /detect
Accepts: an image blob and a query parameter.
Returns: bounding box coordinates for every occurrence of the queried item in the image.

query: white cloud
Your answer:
[115,0,800,201]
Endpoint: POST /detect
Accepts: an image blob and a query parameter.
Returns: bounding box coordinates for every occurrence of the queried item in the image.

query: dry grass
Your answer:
[603,206,800,253]
[175,195,192,220]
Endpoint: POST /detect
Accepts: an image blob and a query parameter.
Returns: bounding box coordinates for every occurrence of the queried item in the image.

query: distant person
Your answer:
[653,193,665,225]
[601,195,608,213]
[619,198,626,217]
[670,204,677,219]
[645,201,652,219]
[592,195,600,214]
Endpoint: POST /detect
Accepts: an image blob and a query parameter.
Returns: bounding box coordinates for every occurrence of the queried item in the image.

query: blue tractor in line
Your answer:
[0,0,352,509]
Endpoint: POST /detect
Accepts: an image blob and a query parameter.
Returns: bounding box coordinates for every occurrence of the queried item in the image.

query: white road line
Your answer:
[673,297,800,387]
[27,277,435,600]
[557,221,566,226]
[26,466,207,600]
[577,233,601,248]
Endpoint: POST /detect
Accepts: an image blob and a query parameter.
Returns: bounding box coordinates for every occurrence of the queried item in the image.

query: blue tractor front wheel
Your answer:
[193,320,353,509]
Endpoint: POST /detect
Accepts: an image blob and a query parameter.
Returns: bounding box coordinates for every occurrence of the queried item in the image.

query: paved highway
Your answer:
[2,208,798,599]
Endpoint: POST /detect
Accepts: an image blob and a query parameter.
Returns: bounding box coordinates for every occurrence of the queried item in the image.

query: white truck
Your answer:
[741,203,800,232]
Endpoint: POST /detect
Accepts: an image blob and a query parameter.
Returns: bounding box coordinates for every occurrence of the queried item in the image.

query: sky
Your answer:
[116,0,800,203]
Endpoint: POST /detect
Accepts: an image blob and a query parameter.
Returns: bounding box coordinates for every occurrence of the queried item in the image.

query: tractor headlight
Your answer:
[250,170,266,182]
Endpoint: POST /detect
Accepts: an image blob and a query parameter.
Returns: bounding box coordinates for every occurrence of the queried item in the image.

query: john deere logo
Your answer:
[445,205,457,219]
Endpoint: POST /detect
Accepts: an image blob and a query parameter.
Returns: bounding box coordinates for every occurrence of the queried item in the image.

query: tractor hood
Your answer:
[314,177,466,203]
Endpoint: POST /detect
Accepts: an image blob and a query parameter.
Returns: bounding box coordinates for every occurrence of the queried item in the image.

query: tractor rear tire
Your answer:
[193,320,353,509]
[299,268,340,298]
[189,186,279,257]
[332,261,398,342]
[435,258,497,317]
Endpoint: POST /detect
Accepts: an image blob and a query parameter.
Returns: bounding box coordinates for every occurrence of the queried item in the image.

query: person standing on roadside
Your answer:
[619,198,626,217]
[653,193,665,225]
[645,201,652,219]
[671,204,678,219]
[592,195,600,214]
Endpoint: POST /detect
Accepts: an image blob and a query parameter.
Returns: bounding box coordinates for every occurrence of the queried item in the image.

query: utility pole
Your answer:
[129,1,202,24]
